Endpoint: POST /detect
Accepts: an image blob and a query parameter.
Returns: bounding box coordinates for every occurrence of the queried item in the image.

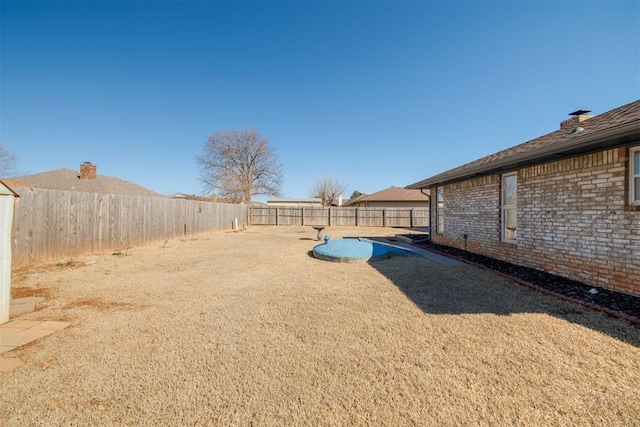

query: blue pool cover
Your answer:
[313,238,413,263]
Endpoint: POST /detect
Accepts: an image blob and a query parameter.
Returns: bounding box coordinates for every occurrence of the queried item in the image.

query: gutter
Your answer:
[420,188,431,241]
[407,119,640,189]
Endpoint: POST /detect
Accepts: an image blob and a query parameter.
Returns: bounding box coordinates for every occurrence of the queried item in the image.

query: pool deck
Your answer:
[374,236,467,267]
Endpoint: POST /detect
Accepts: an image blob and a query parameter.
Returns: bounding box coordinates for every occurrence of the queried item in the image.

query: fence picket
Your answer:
[249,206,429,228]
[11,188,248,267]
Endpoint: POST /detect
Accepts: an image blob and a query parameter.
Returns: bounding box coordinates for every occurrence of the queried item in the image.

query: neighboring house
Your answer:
[7,162,164,197]
[172,193,214,202]
[267,198,323,207]
[344,186,429,208]
[407,99,640,297]
[345,193,368,206]
[172,193,245,204]
[212,195,246,204]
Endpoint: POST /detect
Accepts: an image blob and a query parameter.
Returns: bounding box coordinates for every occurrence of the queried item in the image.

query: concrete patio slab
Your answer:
[0,320,71,354]
[9,296,45,318]
[2,320,42,329]
[9,302,36,317]
[11,297,46,305]
[0,357,24,373]
[0,334,38,349]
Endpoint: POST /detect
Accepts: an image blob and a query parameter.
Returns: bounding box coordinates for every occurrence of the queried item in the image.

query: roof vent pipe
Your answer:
[570,126,585,134]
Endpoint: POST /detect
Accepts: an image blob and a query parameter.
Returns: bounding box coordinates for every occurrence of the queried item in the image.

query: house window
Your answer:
[436,187,444,233]
[631,146,640,206]
[502,173,517,243]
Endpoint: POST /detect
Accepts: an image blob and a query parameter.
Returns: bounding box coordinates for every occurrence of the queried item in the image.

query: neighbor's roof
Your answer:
[173,193,213,202]
[343,187,429,205]
[8,168,165,197]
[267,198,322,204]
[343,194,367,205]
[407,99,640,189]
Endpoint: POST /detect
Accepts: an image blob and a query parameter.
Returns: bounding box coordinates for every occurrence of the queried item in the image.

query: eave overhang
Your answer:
[406,119,640,190]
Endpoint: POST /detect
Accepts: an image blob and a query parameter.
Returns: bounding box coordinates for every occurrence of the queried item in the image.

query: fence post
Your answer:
[328,207,331,226]
[301,207,305,226]
[355,207,358,227]
[184,198,188,237]
[382,208,386,227]
[410,208,414,228]
[276,207,279,226]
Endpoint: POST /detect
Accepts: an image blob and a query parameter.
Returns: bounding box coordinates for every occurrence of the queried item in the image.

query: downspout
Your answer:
[420,188,431,242]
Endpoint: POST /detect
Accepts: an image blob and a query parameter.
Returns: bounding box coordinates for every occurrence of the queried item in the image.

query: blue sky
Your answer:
[1,0,638,201]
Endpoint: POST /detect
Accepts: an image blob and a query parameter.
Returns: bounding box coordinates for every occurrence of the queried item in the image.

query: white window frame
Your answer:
[501,172,517,243]
[436,187,444,233]
[631,146,640,206]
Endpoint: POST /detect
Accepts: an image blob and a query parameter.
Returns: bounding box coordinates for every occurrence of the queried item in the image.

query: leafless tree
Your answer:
[0,142,18,177]
[310,176,347,206]
[197,129,283,203]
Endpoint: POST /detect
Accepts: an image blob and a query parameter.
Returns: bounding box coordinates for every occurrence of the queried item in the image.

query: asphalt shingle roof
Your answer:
[6,168,165,197]
[344,186,429,205]
[407,99,640,189]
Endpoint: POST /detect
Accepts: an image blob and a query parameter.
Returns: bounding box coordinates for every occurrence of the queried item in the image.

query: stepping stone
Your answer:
[9,297,46,317]
[9,302,36,317]
[0,357,24,373]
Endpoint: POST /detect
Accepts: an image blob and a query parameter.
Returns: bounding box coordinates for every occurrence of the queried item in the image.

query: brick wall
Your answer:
[430,147,640,296]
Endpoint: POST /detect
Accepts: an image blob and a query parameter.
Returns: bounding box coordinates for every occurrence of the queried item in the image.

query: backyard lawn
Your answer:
[2,226,639,425]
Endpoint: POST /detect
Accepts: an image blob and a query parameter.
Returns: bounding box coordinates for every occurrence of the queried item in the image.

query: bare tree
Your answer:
[197,129,283,203]
[0,142,18,177]
[310,176,347,206]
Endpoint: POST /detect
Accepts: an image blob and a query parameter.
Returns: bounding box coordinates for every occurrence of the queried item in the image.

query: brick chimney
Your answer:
[80,162,97,179]
[560,109,594,130]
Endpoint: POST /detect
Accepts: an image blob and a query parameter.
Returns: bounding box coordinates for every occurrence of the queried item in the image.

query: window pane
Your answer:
[635,151,640,174]
[635,177,640,201]
[503,175,517,206]
[504,208,517,241]
[436,187,444,232]
[437,207,444,232]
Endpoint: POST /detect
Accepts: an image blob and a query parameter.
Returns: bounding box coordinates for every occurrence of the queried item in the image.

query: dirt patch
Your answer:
[10,286,51,300]
[14,259,92,276]
[62,298,141,311]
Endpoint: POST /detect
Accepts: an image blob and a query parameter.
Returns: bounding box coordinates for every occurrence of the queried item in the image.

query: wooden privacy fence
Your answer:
[249,206,429,228]
[12,188,248,267]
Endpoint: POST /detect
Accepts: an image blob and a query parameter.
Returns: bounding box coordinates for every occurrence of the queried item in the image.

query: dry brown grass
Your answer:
[1,226,639,425]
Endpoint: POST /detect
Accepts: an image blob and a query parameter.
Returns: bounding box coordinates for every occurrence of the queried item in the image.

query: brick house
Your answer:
[407,99,640,296]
